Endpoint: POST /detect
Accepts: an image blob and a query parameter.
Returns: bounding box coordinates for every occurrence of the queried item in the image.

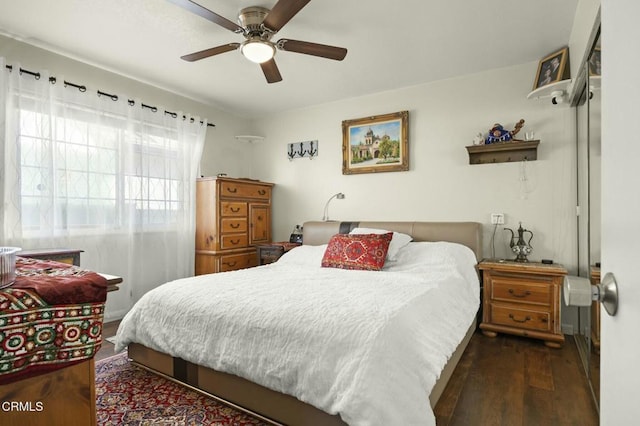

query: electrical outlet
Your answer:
[490,213,504,225]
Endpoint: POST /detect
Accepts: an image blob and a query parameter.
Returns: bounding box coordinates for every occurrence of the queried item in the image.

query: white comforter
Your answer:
[115,241,479,426]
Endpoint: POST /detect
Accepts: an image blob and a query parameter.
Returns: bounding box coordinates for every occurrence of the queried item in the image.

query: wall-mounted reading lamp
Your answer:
[322,192,345,221]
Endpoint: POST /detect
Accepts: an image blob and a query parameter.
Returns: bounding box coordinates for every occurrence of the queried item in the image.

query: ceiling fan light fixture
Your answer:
[241,39,275,64]
[174,0,347,83]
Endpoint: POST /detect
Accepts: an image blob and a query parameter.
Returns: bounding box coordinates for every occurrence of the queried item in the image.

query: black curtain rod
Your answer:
[4,64,215,127]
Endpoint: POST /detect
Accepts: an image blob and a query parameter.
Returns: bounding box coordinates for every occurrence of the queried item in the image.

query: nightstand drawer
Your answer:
[490,304,552,332]
[491,278,551,306]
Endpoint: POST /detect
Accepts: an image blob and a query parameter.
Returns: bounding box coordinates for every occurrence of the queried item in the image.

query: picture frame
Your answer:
[533,47,570,90]
[589,46,601,76]
[342,111,409,175]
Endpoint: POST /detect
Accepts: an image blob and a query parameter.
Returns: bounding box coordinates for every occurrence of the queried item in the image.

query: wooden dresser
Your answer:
[479,260,567,348]
[195,177,274,275]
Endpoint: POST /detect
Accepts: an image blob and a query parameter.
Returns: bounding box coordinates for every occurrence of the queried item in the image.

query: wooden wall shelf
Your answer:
[466,140,539,165]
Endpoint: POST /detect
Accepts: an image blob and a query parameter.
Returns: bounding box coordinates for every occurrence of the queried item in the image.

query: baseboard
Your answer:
[562,323,574,335]
[104,309,127,324]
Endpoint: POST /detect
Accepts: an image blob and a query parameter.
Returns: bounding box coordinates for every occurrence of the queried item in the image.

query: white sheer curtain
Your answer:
[0,58,206,320]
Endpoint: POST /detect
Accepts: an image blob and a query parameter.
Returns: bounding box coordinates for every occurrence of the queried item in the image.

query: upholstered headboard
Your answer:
[302,221,483,261]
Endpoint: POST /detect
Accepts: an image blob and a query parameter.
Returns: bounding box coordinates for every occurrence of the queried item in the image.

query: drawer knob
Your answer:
[508,289,531,298]
[230,239,240,245]
[230,207,240,213]
[258,189,266,195]
[509,314,531,323]
[223,261,237,267]
[226,187,238,193]
[230,223,240,229]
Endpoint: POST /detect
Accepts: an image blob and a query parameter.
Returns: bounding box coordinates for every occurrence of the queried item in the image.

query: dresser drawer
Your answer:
[220,252,258,272]
[490,278,551,306]
[220,218,247,233]
[489,304,552,332]
[220,181,271,200]
[220,234,248,249]
[220,201,247,217]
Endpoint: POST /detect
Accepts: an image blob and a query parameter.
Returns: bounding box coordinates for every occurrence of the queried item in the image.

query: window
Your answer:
[18,106,184,235]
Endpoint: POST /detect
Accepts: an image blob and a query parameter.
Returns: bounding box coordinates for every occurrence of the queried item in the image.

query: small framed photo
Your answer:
[533,47,570,90]
[342,111,409,175]
[589,47,601,76]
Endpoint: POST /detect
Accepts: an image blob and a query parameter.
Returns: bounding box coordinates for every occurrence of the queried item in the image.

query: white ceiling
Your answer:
[0,0,578,118]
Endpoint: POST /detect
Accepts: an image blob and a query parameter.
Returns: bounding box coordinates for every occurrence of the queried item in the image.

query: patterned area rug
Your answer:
[95,352,270,425]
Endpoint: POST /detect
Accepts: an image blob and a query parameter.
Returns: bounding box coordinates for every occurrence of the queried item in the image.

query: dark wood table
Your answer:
[99,273,122,292]
[19,248,122,292]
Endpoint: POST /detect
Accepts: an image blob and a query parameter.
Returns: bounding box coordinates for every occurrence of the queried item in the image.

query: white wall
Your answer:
[250,63,578,270]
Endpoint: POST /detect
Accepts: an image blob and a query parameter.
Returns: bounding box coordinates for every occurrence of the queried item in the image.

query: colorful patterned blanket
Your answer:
[0,257,107,384]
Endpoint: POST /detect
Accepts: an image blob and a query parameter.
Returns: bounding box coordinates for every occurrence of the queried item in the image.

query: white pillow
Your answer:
[349,227,413,261]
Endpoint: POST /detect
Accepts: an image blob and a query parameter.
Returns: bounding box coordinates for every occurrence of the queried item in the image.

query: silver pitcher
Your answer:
[504,222,533,262]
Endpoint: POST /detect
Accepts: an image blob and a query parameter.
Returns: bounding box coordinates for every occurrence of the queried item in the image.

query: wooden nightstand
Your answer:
[256,242,301,265]
[479,260,567,348]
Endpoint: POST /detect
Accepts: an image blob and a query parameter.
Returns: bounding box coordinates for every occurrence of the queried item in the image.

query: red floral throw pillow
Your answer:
[321,232,393,271]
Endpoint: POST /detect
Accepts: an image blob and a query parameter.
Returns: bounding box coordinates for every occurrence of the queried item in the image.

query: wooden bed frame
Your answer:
[129,221,483,425]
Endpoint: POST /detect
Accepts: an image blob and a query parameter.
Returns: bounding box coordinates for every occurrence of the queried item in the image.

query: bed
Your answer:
[115,220,482,425]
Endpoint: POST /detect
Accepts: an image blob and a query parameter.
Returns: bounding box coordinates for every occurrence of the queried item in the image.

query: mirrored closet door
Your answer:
[575,26,601,412]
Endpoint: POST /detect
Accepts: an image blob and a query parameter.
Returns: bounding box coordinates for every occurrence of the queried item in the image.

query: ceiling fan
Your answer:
[168,0,348,83]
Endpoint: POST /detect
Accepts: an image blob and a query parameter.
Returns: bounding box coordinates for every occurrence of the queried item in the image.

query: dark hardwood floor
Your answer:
[97,321,598,425]
[96,320,120,362]
[434,332,599,426]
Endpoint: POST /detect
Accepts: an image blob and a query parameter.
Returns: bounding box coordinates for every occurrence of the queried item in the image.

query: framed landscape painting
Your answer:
[342,110,409,175]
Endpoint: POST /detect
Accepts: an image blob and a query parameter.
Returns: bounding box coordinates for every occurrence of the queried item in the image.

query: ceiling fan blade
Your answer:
[181,43,240,62]
[277,39,347,61]
[260,59,283,84]
[166,0,243,33]
[262,0,311,32]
